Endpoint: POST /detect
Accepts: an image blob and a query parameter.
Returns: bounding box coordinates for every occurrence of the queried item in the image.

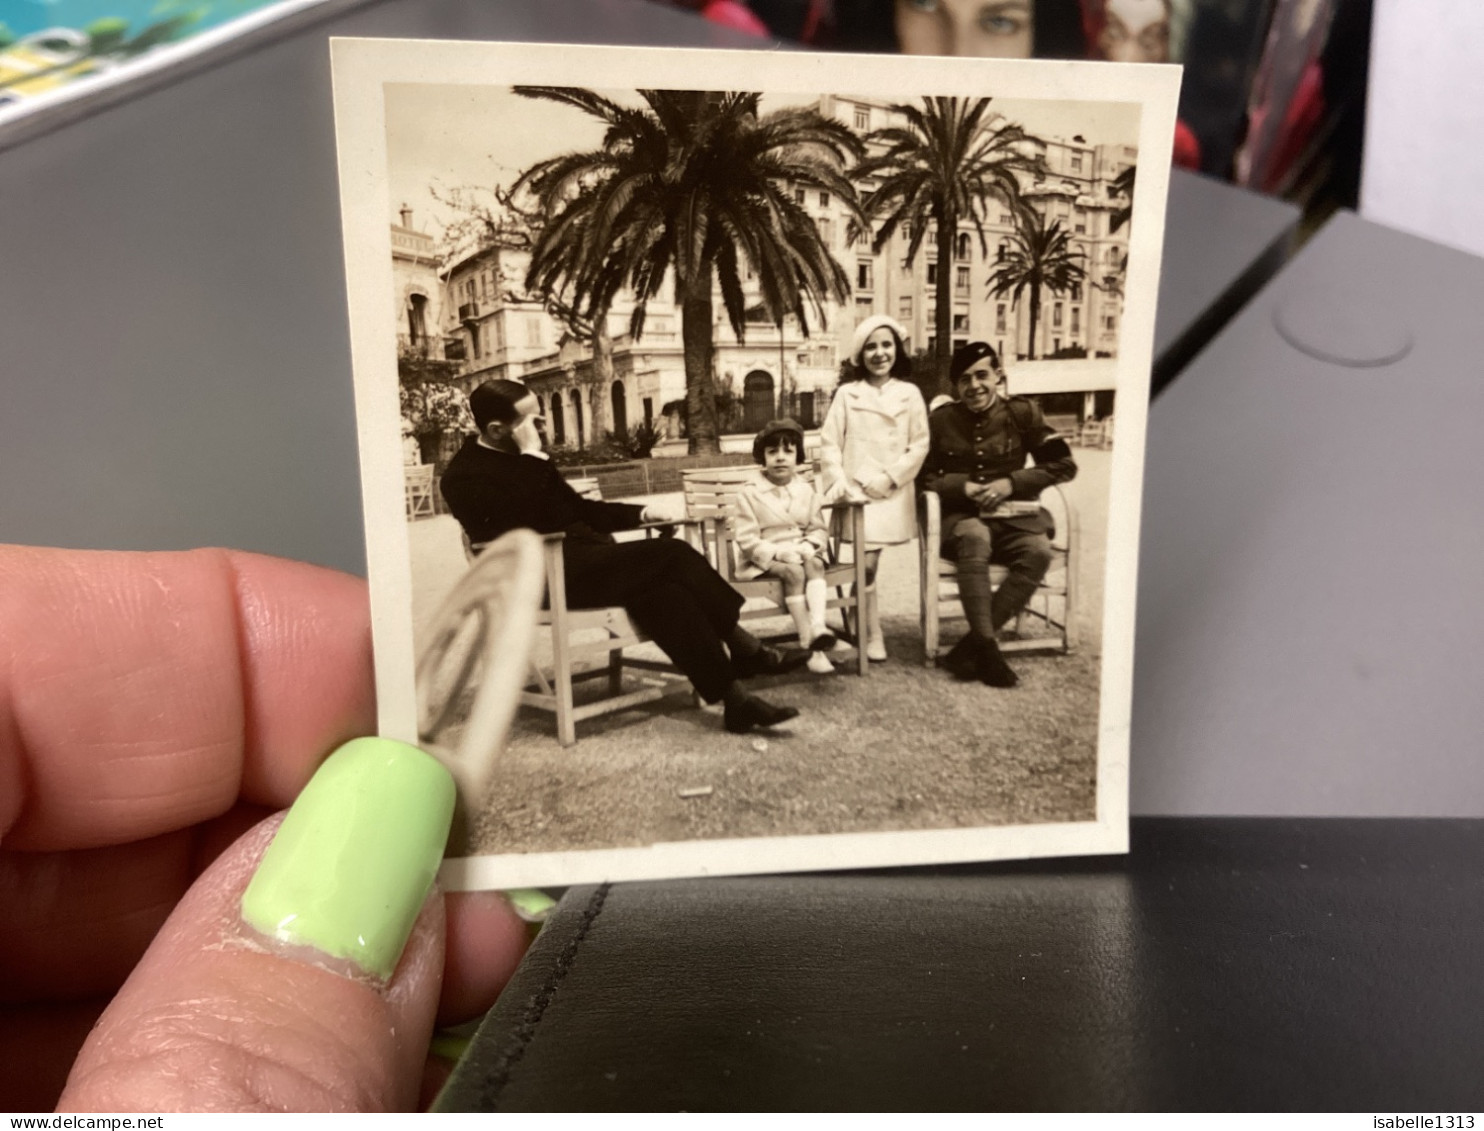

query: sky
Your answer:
[383,83,1142,248]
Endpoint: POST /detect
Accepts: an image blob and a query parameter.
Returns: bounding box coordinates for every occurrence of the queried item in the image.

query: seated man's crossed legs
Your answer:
[941,515,1054,688]
[561,537,811,732]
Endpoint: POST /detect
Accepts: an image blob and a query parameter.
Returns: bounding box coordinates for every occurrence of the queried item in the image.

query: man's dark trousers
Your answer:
[563,538,745,704]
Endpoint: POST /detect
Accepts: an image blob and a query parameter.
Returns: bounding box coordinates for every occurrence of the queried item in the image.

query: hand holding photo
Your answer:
[330,37,1179,888]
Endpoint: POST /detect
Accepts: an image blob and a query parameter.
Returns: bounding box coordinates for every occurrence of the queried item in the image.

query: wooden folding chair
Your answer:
[461,486,689,747]
[563,476,602,500]
[405,463,436,519]
[918,485,1080,663]
[681,466,870,677]
[417,527,544,819]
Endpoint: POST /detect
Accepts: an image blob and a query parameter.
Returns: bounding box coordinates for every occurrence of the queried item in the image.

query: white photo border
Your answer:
[329,37,1181,889]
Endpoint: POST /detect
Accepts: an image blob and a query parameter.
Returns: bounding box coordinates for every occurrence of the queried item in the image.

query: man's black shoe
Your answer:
[733,643,812,679]
[942,634,979,680]
[724,691,801,734]
[976,638,1020,688]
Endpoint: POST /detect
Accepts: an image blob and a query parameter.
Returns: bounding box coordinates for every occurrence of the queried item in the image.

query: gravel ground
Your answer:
[407,448,1113,855]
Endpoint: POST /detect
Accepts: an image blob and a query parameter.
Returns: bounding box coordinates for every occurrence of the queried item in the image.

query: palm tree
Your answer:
[851,97,1043,392]
[1109,163,1136,233]
[513,87,864,453]
[985,211,1086,360]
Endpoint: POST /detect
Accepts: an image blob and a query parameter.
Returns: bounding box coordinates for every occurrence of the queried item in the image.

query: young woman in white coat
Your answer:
[819,314,931,661]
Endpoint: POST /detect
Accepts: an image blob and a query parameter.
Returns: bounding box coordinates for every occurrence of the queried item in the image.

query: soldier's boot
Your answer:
[991,572,1043,634]
[942,633,981,680]
[976,636,1020,688]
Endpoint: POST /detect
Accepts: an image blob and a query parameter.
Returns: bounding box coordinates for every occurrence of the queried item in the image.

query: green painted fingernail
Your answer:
[504,888,558,923]
[241,736,455,980]
[429,1032,472,1063]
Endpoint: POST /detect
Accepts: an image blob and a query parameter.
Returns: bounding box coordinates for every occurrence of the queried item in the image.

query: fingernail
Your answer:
[504,887,558,924]
[241,736,455,980]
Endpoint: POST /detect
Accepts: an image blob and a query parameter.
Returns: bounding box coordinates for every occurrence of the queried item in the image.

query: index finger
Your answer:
[0,546,375,851]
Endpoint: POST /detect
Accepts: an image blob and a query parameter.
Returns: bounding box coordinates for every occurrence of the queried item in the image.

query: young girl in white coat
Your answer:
[734,419,838,675]
[819,314,930,661]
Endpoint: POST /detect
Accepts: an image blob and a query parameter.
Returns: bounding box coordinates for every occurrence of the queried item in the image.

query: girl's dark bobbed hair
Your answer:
[752,418,808,464]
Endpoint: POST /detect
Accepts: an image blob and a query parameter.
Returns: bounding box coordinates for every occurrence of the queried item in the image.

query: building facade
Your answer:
[391,206,452,362]
[395,98,1134,448]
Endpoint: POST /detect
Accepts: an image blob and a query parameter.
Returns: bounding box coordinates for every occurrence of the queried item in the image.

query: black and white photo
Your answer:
[331,39,1179,886]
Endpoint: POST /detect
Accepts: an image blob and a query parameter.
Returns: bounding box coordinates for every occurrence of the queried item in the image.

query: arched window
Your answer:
[407,293,428,344]
[611,380,628,437]
[955,232,971,260]
[550,396,565,445]
[742,370,775,432]
[570,388,584,448]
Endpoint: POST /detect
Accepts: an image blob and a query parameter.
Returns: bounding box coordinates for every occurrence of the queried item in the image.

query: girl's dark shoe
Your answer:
[733,644,811,679]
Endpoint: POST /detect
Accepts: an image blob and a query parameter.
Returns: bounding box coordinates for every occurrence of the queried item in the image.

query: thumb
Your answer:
[60,738,454,1112]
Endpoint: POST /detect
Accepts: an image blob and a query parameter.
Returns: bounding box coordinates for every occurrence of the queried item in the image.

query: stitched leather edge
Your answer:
[475,882,612,1110]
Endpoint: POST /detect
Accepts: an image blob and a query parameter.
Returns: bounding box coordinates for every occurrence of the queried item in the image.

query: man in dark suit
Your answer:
[920,342,1078,687]
[441,379,808,734]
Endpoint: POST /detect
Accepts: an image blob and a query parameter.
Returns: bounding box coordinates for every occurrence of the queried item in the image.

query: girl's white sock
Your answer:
[805,577,829,638]
[786,594,811,647]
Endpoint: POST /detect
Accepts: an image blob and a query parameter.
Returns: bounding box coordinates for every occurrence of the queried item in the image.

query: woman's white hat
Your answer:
[847,314,909,368]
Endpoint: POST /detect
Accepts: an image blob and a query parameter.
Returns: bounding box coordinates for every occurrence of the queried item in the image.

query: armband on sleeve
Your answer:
[1031,436,1073,463]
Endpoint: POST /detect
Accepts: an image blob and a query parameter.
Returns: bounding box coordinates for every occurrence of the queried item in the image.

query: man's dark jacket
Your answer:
[438,435,745,704]
[439,437,644,548]
[919,396,1077,534]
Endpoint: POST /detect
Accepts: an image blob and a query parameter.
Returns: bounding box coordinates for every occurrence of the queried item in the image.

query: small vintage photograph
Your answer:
[332,40,1178,887]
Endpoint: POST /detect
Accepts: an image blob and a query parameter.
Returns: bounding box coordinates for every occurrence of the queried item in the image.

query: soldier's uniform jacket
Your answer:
[919,396,1077,534]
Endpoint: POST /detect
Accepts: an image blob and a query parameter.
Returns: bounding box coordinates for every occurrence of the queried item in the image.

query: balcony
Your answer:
[459,301,480,323]
[397,334,436,359]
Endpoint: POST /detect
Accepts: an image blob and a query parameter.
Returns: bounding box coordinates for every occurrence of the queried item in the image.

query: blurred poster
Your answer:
[1232,0,1334,192]
[0,0,360,142]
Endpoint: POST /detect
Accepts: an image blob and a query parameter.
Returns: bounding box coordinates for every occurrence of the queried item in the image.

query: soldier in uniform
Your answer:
[919,342,1078,687]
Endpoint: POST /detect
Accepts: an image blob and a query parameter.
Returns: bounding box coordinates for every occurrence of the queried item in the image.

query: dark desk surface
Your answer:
[0,0,1292,577]
[439,818,1484,1111]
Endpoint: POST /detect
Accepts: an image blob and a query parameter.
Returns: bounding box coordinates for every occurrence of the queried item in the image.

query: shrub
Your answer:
[623,420,662,459]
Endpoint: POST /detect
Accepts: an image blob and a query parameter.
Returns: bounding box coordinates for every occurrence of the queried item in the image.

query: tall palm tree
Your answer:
[851,97,1043,392]
[1109,163,1136,233]
[985,211,1086,360]
[513,87,864,453]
